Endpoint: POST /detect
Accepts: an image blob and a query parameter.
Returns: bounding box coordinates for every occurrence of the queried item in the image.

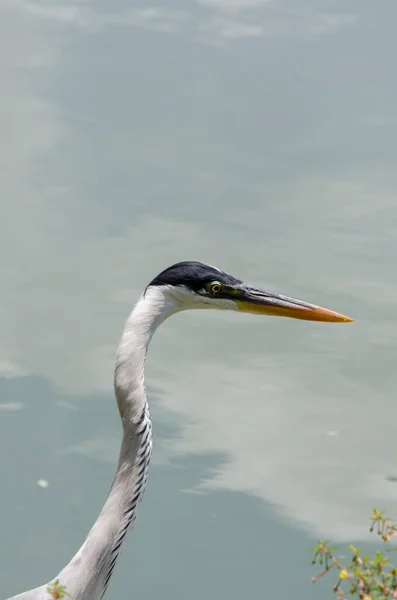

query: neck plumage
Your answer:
[54,286,180,600]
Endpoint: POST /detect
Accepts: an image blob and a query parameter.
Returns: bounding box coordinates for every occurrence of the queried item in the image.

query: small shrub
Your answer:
[312,510,397,600]
[47,579,70,600]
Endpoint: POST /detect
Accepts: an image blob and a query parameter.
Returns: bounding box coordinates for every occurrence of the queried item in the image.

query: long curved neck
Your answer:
[55,286,180,600]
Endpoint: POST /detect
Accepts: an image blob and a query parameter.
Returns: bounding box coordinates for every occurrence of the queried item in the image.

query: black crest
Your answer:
[148,261,242,293]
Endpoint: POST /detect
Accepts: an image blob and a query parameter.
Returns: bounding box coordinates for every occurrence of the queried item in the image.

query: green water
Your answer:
[1,1,397,598]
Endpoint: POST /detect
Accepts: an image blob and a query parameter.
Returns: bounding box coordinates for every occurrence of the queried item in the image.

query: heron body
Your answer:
[7,262,352,600]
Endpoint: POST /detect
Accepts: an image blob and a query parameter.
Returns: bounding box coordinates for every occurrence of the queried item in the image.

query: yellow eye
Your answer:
[210,282,222,294]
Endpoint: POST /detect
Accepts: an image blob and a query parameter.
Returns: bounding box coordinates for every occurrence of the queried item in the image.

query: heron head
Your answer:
[147,261,353,323]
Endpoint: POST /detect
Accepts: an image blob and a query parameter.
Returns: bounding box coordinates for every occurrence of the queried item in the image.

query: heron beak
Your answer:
[235,286,353,323]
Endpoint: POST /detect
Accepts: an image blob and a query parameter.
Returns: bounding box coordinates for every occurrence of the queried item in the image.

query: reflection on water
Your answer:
[0,376,325,600]
[2,0,397,598]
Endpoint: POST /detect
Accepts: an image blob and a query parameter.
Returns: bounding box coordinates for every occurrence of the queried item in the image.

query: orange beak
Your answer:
[235,286,353,323]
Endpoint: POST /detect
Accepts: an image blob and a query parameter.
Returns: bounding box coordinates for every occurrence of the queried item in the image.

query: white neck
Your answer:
[7,284,241,600]
[114,285,181,425]
[53,286,182,600]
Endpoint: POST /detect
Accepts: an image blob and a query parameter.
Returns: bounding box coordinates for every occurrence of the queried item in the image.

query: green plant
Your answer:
[47,579,70,600]
[312,510,397,600]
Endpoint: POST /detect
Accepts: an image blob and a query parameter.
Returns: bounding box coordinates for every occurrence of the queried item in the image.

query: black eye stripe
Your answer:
[148,261,243,292]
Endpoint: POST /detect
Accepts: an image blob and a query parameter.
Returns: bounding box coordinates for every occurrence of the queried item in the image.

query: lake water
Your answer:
[1,1,397,598]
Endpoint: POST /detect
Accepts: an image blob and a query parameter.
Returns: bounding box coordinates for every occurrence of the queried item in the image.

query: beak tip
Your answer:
[343,316,354,323]
[317,310,354,323]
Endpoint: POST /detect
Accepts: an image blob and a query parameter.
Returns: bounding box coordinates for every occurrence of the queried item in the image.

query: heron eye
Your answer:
[210,282,222,294]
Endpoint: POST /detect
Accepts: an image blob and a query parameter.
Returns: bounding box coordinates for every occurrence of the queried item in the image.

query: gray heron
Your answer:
[7,261,353,600]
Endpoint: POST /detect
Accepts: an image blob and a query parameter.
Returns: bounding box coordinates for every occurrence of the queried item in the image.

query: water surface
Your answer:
[1,1,397,598]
